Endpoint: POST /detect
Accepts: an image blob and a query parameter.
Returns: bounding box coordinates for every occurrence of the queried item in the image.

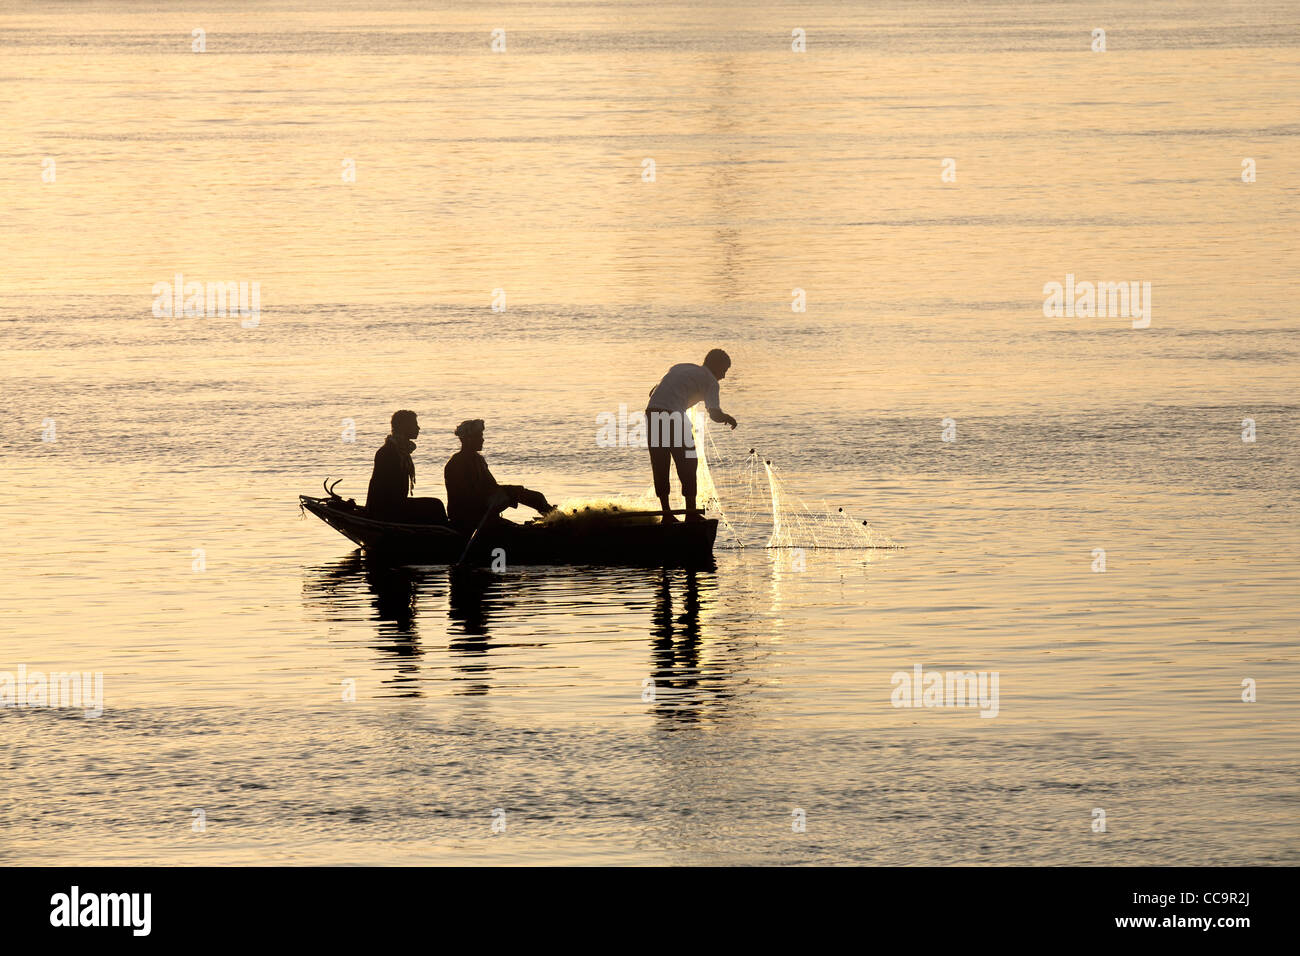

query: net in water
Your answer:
[654,409,897,551]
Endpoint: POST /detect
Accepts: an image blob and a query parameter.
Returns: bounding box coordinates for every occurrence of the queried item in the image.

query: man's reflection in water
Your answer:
[311,557,732,708]
[364,560,429,697]
[304,553,428,697]
[446,569,503,696]
[650,568,716,723]
[309,556,520,698]
[363,560,419,642]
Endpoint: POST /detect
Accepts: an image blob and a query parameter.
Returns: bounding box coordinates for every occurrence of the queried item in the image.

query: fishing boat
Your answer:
[299,489,718,568]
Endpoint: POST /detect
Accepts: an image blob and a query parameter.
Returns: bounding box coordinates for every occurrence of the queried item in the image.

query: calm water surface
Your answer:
[1,1,1297,864]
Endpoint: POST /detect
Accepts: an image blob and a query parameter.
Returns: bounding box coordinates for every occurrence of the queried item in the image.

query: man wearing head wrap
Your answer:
[366,409,448,523]
[444,418,555,532]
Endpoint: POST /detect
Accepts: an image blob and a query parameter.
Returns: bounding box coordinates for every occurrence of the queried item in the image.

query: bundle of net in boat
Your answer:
[687,409,895,551]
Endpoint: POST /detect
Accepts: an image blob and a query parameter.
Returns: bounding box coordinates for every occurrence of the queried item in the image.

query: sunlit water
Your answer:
[1,1,1297,864]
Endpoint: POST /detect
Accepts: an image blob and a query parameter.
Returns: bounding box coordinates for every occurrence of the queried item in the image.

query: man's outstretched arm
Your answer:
[708,406,738,429]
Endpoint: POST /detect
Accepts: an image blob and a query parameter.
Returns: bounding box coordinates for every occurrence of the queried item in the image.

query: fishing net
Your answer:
[653,409,897,551]
[535,500,660,529]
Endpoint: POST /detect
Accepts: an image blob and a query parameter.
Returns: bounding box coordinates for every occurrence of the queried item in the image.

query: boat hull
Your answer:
[299,496,717,568]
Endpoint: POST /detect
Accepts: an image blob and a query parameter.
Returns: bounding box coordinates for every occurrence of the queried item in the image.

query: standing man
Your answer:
[645,349,737,524]
[366,409,447,523]
[444,419,555,532]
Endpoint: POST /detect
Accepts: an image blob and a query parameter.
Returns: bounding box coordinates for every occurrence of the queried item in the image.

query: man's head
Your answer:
[455,418,485,452]
[391,409,420,440]
[703,348,731,380]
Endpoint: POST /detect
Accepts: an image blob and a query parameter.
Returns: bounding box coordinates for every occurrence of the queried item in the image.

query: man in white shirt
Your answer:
[645,349,738,524]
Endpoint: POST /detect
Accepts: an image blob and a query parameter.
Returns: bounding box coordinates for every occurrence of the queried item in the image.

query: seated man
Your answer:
[366,409,448,523]
[444,419,554,532]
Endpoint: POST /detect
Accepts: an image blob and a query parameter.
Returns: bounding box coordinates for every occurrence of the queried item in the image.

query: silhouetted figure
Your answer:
[646,349,737,524]
[443,419,554,532]
[366,410,448,523]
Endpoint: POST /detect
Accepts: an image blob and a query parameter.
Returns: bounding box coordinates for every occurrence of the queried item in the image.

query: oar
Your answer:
[455,490,511,567]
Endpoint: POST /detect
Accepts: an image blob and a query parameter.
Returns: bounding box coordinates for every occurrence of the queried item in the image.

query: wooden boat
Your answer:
[299,494,718,568]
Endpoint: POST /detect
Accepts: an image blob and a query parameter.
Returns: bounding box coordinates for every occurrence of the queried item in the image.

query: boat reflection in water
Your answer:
[304,554,516,697]
[303,552,741,715]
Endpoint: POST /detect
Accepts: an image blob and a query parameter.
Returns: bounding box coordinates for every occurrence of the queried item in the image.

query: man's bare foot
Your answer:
[661,512,680,524]
[685,510,706,523]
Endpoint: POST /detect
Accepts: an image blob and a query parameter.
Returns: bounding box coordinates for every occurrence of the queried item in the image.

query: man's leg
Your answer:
[671,444,702,521]
[648,442,676,523]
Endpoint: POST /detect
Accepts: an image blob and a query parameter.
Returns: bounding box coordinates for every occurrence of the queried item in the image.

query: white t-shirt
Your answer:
[648,363,721,413]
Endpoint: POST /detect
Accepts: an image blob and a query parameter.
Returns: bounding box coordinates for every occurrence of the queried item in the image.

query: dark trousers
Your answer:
[370,496,447,524]
[646,407,697,503]
[405,497,448,524]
